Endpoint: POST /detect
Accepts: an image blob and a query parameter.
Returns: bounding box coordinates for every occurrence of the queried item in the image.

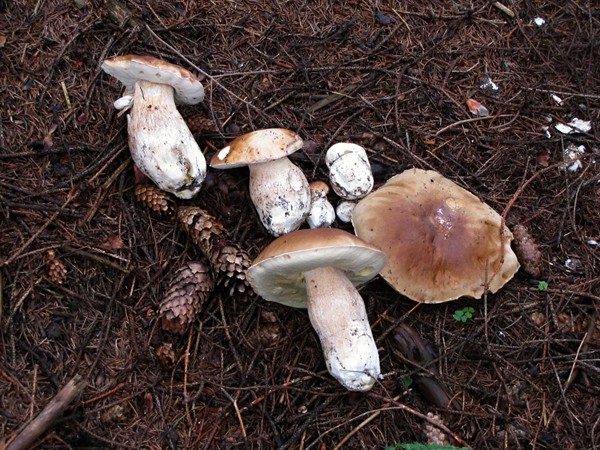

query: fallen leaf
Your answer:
[100,234,124,251]
[466,98,490,116]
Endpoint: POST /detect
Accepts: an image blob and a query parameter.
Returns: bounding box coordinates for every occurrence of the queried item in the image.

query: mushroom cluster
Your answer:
[103,56,521,391]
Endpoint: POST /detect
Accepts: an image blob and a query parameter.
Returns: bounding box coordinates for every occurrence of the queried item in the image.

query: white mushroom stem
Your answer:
[247,157,311,236]
[303,266,380,391]
[128,80,206,199]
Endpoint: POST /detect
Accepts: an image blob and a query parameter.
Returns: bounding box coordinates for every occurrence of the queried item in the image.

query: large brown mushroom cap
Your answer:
[352,168,520,303]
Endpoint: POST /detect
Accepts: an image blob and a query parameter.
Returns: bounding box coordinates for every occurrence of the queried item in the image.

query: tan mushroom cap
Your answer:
[352,168,520,303]
[247,228,386,308]
[101,54,204,105]
[210,128,303,169]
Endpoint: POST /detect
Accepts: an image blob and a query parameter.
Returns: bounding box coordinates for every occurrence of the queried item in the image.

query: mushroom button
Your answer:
[326,143,374,200]
[352,168,520,303]
[335,199,356,223]
[307,181,335,228]
[102,54,207,199]
[247,228,386,391]
[210,129,311,236]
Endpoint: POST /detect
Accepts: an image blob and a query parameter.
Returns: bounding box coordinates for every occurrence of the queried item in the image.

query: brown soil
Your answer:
[1,1,599,449]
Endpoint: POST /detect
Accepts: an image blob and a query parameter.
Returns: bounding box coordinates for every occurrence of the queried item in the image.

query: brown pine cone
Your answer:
[135,184,177,217]
[186,115,216,134]
[159,261,214,334]
[512,224,543,277]
[46,250,67,284]
[155,342,177,368]
[178,206,253,296]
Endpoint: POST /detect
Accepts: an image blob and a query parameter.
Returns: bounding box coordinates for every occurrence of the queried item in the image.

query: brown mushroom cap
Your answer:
[352,168,520,303]
[247,228,386,308]
[210,128,303,168]
[101,54,204,105]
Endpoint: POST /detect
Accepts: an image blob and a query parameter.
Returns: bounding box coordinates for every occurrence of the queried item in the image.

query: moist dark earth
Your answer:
[1,1,599,449]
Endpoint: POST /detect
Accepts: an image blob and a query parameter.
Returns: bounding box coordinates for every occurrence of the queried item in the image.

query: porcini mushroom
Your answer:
[335,199,356,223]
[326,143,374,200]
[307,181,335,228]
[352,168,520,303]
[247,228,386,391]
[102,54,207,199]
[210,128,311,236]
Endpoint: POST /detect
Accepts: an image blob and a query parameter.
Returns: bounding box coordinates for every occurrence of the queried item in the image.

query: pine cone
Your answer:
[155,342,177,368]
[423,412,449,446]
[178,206,253,296]
[159,261,214,334]
[135,184,177,217]
[512,224,543,277]
[46,250,67,284]
[186,115,216,134]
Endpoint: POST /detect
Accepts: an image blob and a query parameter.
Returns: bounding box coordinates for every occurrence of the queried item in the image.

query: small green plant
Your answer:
[385,443,468,450]
[537,280,549,291]
[453,306,475,323]
[400,375,413,388]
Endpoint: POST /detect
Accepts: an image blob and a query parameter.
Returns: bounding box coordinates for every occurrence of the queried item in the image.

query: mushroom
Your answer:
[102,54,207,199]
[307,181,335,228]
[352,168,520,303]
[210,128,311,236]
[246,228,386,391]
[326,143,374,200]
[335,199,356,223]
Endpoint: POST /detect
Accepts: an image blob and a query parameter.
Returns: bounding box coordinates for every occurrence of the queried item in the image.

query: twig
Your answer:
[81,382,126,405]
[435,114,512,135]
[5,375,87,450]
[62,245,130,273]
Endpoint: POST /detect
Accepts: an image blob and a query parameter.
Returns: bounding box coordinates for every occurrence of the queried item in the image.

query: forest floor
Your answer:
[1,1,599,449]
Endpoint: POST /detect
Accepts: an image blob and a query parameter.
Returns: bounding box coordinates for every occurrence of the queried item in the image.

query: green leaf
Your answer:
[537,280,549,291]
[401,375,413,388]
[454,307,475,322]
[394,443,469,450]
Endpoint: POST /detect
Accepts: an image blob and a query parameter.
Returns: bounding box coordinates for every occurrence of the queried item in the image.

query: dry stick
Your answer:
[5,375,87,450]
[184,327,194,428]
[81,382,127,406]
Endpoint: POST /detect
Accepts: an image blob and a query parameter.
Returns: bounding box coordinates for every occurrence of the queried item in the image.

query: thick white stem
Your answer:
[248,158,310,236]
[304,266,380,391]
[128,80,206,199]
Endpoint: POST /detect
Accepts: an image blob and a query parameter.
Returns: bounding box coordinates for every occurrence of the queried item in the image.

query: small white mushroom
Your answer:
[102,54,207,199]
[326,143,374,200]
[307,181,335,228]
[247,228,386,391]
[210,129,311,236]
[336,200,356,223]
